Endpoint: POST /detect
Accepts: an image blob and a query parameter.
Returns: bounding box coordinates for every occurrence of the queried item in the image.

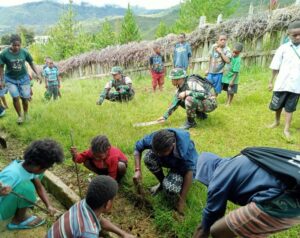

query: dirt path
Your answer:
[0,135,163,238]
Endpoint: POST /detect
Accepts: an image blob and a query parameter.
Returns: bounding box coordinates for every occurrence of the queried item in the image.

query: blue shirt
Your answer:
[173,42,192,70]
[195,152,286,232]
[0,160,39,203]
[135,128,198,175]
[43,66,59,85]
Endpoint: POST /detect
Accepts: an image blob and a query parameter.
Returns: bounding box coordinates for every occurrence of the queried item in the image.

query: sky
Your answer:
[0,0,181,9]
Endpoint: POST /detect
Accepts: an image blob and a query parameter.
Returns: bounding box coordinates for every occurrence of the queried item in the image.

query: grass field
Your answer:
[0,66,299,237]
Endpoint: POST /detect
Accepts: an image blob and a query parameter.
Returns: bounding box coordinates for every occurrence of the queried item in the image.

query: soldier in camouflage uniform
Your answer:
[158,68,217,130]
[97,66,135,105]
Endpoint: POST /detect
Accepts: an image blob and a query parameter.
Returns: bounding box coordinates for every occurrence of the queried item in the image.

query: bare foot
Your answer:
[267,122,280,129]
[284,130,291,139]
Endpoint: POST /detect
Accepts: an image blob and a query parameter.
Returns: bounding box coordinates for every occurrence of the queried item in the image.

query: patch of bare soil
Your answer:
[0,135,163,238]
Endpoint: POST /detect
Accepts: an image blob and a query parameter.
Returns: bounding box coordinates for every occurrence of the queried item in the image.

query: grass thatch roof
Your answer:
[57,6,300,75]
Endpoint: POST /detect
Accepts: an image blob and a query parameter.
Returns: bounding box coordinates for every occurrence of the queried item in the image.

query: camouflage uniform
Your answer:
[98,67,135,105]
[163,74,217,120]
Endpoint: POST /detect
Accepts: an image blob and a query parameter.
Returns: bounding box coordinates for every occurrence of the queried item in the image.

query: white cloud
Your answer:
[0,0,181,9]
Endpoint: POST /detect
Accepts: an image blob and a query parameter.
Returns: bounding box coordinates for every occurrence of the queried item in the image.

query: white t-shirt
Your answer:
[270,42,300,94]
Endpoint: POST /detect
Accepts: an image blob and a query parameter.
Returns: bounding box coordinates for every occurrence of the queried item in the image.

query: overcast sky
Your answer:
[0,0,181,9]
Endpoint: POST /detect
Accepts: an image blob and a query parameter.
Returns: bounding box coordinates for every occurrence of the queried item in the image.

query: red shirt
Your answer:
[75,146,128,179]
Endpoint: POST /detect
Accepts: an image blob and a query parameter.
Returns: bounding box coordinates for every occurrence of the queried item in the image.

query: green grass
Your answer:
[0,66,299,237]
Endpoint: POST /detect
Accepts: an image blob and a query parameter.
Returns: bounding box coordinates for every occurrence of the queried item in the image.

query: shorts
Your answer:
[0,87,8,97]
[4,74,31,99]
[151,71,164,88]
[207,73,223,94]
[222,83,238,94]
[225,202,300,238]
[269,91,299,113]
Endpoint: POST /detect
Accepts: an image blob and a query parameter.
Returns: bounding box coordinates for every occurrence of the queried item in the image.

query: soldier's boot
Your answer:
[180,117,197,130]
[196,111,208,120]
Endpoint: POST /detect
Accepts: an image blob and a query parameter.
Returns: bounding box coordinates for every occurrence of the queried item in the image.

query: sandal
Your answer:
[7,215,45,230]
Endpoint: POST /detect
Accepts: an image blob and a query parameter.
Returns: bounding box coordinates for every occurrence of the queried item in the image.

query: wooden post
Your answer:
[248,3,254,19]
[217,14,223,24]
[199,16,206,28]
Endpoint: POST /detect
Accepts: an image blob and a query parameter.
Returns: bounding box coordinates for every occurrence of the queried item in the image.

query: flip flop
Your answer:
[7,215,45,230]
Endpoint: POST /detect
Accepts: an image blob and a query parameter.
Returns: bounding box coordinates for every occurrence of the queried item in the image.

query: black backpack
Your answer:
[187,74,215,95]
[240,147,300,191]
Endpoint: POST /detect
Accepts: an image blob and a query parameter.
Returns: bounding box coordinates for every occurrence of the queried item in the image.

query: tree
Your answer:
[171,0,239,33]
[17,26,35,46]
[119,4,141,44]
[47,0,77,59]
[95,19,116,49]
[1,34,11,45]
[155,21,169,39]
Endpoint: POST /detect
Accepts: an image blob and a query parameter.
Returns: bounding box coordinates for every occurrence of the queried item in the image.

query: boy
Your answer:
[149,44,165,91]
[206,34,231,95]
[193,150,300,238]
[157,68,217,130]
[0,139,64,230]
[97,66,134,105]
[0,34,41,124]
[70,135,128,182]
[173,33,192,71]
[268,21,300,139]
[43,59,61,100]
[133,128,198,214]
[43,57,61,98]
[222,43,243,106]
[47,175,135,238]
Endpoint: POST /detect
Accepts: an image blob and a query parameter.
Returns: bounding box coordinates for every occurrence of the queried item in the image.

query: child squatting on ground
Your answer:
[0,139,64,230]
[47,175,135,238]
[70,135,128,182]
[222,42,243,106]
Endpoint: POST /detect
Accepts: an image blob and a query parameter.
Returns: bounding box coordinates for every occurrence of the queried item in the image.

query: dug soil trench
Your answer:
[0,135,164,238]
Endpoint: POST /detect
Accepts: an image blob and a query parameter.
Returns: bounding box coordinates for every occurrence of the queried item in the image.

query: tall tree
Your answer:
[155,21,168,39]
[47,0,77,59]
[119,4,141,44]
[171,0,239,33]
[95,19,116,48]
[17,26,35,46]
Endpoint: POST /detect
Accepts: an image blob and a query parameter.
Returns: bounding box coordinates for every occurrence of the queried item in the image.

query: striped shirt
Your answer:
[46,200,101,238]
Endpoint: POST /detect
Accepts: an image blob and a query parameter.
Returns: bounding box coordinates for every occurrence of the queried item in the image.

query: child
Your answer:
[149,44,165,91]
[43,59,61,100]
[193,150,300,238]
[206,34,231,96]
[173,33,192,71]
[0,139,64,230]
[47,175,134,238]
[43,57,61,98]
[0,34,41,124]
[222,42,243,106]
[97,66,134,105]
[268,21,300,139]
[70,135,128,182]
[133,128,198,214]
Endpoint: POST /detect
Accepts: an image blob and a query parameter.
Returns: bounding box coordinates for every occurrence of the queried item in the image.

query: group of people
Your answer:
[1,129,300,238]
[0,19,299,238]
[0,35,62,124]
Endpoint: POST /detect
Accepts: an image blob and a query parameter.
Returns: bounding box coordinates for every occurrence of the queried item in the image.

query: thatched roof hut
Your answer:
[57,6,300,75]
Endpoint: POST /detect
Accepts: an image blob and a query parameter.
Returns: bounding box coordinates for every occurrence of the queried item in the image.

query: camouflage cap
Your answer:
[111,66,123,75]
[168,68,187,80]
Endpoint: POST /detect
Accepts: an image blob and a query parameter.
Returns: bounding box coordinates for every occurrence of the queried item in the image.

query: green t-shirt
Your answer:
[222,55,241,84]
[0,48,33,80]
[256,192,300,218]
